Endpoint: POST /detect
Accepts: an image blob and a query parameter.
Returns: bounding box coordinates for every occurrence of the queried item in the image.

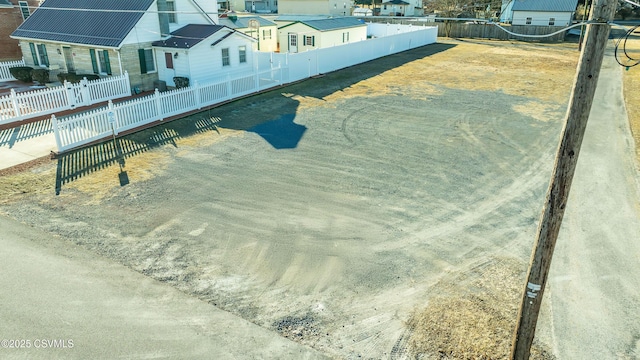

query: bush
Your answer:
[57,73,101,83]
[9,66,34,82]
[31,68,50,84]
[173,76,189,88]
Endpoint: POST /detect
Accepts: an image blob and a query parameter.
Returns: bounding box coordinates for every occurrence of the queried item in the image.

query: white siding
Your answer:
[512,11,573,26]
[122,8,163,45]
[155,32,255,86]
[170,0,218,30]
[277,22,367,53]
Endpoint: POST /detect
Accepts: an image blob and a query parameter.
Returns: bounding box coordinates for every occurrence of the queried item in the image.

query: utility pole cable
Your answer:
[510,0,617,358]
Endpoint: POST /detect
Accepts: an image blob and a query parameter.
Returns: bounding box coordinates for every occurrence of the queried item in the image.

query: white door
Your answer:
[288,33,298,53]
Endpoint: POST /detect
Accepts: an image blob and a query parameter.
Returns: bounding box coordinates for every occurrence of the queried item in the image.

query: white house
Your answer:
[152,24,257,87]
[218,14,279,52]
[276,17,367,53]
[500,0,578,26]
[379,0,423,17]
[10,0,219,91]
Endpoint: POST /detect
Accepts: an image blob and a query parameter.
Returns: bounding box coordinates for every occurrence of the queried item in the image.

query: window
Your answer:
[90,49,112,75]
[342,32,349,43]
[222,48,230,66]
[383,4,387,9]
[239,46,246,63]
[549,18,555,26]
[19,1,30,20]
[526,17,532,25]
[166,0,177,23]
[138,48,156,74]
[263,29,272,40]
[165,52,174,69]
[304,36,315,46]
[29,43,49,67]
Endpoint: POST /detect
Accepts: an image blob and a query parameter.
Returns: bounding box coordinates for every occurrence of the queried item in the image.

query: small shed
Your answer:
[152,24,257,87]
[277,17,367,53]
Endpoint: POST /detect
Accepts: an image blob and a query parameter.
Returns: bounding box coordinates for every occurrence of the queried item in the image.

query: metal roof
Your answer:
[218,16,276,29]
[511,0,579,12]
[152,24,226,49]
[11,0,154,48]
[281,17,366,31]
[381,0,410,5]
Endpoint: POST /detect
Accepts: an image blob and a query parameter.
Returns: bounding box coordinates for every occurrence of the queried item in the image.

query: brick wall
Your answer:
[0,0,42,61]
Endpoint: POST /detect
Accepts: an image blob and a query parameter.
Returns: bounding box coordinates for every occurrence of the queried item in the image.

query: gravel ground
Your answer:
[1,40,638,359]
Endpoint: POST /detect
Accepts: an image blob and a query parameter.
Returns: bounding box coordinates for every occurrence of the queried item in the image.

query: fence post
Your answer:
[155,89,163,121]
[64,80,76,109]
[194,81,202,109]
[226,73,232,99]
[10,89,21,119]
[81,77,91,106]
[123,71,130,95]
[51,114,63,152]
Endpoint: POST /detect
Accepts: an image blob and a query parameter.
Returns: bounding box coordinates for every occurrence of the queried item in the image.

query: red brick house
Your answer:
[0,0,41,61]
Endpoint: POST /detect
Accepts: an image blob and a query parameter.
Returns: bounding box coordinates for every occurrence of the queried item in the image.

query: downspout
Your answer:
[187,0,217,24]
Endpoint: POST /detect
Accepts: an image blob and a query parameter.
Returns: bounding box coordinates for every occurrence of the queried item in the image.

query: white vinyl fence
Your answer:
[53,24,437,153]
[0,59,25,82]
[52,67,284,151]
[0,72,130,126]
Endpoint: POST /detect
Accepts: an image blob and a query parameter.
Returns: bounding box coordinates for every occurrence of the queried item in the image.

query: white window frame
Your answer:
[526,17,532,25]
[342,32,349,43]
[304,36,314,46]
[139,48,156,74]
[166,0,177,23]
[222,48,230,66]
[19,1,30,20]
[263,29,272,40]
[548,18,555,26]
[239,46,247,63]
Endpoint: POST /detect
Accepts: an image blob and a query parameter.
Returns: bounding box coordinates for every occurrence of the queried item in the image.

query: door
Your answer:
[63,47,75,73]
[288,33,298,53]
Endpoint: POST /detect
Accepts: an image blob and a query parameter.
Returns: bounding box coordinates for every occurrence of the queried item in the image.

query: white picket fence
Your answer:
[52,24,438,153]
[52,67,284,152]
[0,72,130,125]
[0,59,25,82]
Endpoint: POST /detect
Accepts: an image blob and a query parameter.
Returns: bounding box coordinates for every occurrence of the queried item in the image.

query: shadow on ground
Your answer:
[0,119,53,148]
[54,43,456,194]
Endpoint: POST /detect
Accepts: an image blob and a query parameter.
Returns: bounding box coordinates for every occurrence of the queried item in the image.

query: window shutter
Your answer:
[312,36,315,46]
[89,49,98,73]
[29,43,39,66]
[138,49,147,74]
[103,50,112,75]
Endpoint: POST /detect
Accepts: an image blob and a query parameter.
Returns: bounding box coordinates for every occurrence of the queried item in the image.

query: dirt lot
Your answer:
[1,39,639,359]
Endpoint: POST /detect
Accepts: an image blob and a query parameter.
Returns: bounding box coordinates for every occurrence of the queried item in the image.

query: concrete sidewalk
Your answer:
[0,119,56,171]
[0,215,328,359]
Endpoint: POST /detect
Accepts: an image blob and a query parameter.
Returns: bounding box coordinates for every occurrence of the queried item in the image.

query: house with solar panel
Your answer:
[10,0,219,91]
[275,17,367,53]
[152,24,256,88]
[500,0,579,27]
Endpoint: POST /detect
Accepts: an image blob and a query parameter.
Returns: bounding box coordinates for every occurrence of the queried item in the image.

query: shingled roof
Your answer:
[152,24,226,49]
[11,0,154,48]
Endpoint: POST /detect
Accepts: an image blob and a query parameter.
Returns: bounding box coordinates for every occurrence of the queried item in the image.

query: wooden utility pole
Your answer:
[510,0,617,358]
